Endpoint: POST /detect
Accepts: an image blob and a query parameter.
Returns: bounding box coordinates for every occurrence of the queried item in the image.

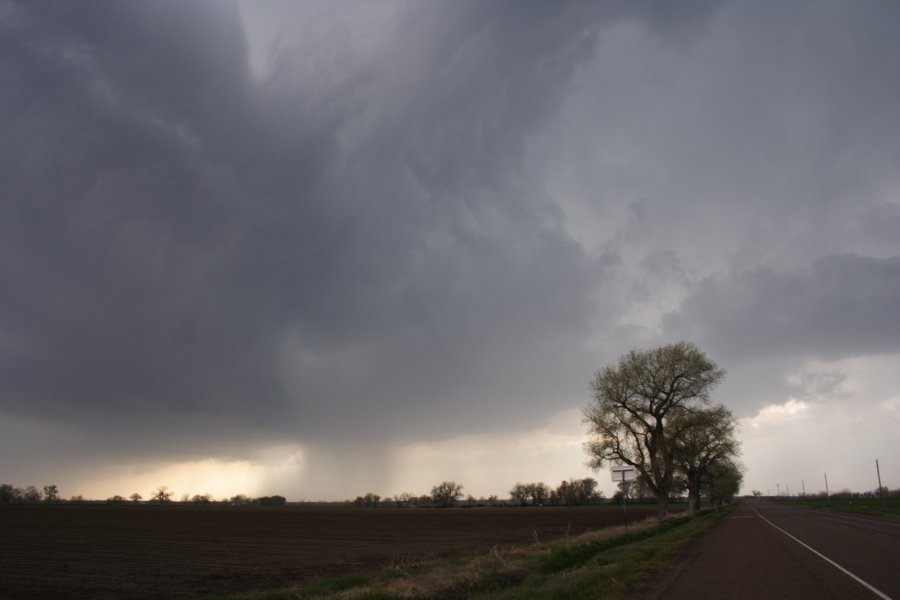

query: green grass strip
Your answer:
[783,497,900,519]
[208,505,735,600]
[466,506,733,600]
[535,516,689,573]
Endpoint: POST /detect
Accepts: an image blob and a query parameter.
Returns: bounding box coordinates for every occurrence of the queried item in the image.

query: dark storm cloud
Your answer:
[4,0,708,460]
[662,254,900,363]
[0,1,274,432]
[6,0,898,500]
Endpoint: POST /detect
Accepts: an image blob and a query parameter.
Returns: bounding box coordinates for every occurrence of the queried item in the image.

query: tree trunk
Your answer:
[686,474,702,515]
[687,491,699,514]
[656,492,669,521]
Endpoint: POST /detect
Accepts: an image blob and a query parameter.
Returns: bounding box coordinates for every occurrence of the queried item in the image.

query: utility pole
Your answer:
[824,473,829,499]
[876,459,885,512]
[776,483,780,497]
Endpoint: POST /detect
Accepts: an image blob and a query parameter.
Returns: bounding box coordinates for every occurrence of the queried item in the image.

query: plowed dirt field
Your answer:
[0,503,661,599]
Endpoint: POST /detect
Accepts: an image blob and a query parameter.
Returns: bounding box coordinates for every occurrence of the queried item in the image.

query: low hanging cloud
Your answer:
[662,254,900,363]
[2,0,689,461]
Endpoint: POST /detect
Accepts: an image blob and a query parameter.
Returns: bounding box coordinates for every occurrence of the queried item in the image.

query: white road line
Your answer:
[750,504,894,600]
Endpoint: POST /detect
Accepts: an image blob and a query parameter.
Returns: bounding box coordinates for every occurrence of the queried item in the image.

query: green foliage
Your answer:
[705,459,743,506]
[584,342,729,520]
[672,405,741,513]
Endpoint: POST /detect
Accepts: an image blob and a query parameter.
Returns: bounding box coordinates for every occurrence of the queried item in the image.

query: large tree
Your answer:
[584,342,726,521]
[672,404,740,514]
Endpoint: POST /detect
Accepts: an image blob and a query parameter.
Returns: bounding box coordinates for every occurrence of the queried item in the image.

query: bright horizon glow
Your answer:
[67,452,304,501]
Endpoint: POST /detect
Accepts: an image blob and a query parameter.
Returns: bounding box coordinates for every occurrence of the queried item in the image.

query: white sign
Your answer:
[610,465,637,482]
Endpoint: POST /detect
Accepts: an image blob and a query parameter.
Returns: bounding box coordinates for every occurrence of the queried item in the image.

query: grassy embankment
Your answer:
[209,504,734,600]
[782,496,900,519]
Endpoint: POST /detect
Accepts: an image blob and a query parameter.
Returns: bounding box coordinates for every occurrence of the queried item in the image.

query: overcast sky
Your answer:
[2,0,898,501]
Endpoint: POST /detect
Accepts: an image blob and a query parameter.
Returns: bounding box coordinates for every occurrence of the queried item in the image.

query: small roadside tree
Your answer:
[706,459,743,506]
[431,481,463,507]
[672,404,740,514]
[584,342,726,521]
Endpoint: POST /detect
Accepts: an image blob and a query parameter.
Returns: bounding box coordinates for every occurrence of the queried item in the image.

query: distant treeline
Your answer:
[352,479,900,509]
[0,484,57,503]
[0,484,287,506]
[351,478,609,509]
[7,480,893,507]
[0,479,608,508]
[750,487,900,500]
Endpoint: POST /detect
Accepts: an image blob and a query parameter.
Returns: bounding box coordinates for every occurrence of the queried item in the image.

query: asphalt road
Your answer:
[646,499,900,599]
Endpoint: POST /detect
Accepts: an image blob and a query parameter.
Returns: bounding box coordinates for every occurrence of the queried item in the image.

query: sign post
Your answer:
[610,465,637,525]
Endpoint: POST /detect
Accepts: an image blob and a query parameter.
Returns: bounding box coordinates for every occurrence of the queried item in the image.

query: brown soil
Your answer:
[0,503,659,599]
